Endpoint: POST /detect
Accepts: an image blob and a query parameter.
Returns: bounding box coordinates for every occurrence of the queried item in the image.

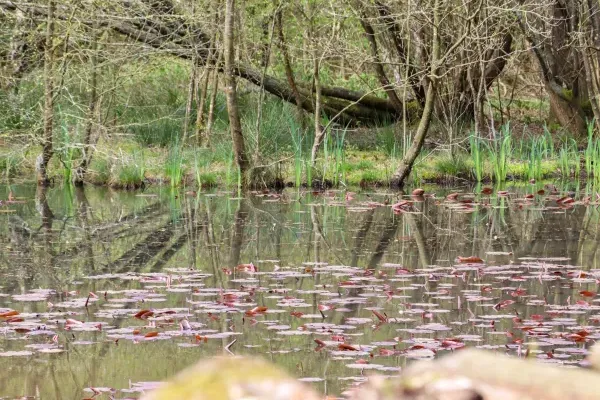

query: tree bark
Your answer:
[516,7,587,135]
[224,0,250,187]
[73,26,99,186]
[37,0,55,186]
[195,2,220,146]
[194,65,209,145]
[391,0,441,188]
[182,57,197,143]
[275,6,305,122]
[374,0,425,107]
[358,13,404,113]
[311,57,324,168]
[205,50,222,146]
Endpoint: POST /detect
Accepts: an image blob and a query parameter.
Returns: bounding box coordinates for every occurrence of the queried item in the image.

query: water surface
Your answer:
[0,184,598,399]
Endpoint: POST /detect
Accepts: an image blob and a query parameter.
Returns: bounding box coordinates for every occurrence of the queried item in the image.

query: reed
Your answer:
[469,133,484,182]
[487,123,512,182]
[526,136,544,181]
[165,142,184,187]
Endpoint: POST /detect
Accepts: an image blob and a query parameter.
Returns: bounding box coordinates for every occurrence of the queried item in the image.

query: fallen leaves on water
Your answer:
[456,256,484,263]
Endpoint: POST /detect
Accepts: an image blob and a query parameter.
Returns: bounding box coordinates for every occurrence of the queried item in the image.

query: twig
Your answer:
[224,338,237,355]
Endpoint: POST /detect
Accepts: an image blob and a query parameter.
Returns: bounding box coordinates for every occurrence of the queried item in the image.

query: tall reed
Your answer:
[526,136,544,181]
[165,142,184,187]
[487,123,512,182]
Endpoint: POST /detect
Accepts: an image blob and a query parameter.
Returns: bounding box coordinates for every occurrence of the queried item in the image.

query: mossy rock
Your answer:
[141,356,320,400]
[349,349,600,400]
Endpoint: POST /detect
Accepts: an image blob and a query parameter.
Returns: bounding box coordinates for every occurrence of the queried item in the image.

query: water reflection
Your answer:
[0,184,598,398]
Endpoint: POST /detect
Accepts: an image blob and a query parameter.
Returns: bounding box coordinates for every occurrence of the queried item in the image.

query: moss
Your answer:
[580,99,594,116]
[562,88,574,101]
[141,357,319,400]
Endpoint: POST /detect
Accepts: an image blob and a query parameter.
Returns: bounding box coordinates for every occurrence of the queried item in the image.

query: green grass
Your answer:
[487,123,513,182]
[89,156,111,184]
[358,170,380,184]
[165,143,185,187]
[0,54,596,189]
[110,151,146,189]
[526,136,544,181]
[197,171,217,188]
[0,152,21,179]
[57,110,78,183]
[433,153,470,179]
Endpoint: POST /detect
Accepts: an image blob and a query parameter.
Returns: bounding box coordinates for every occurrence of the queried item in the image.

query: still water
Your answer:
[0,183,599,399]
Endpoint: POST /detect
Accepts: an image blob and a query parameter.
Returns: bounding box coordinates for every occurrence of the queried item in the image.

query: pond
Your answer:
[0,183,599,399]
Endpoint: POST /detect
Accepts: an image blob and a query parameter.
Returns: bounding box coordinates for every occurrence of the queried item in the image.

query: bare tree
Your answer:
[224,0,250,186]
[37,0,55,185]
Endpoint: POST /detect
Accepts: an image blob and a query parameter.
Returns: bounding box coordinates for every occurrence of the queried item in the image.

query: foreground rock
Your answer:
[141,349,600,400]
[350,349,600,400]
[140,356,320,400]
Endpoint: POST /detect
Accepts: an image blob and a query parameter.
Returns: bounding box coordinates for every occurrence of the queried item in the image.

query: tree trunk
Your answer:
[517,6,587,135]
[74,26,99,186]
[391,0,440,188]
[224,0,250,187]
[276,6,307,122]
[194,66,209,145]
[205,52,222,147]
[358,12,403,113]
[547,84,587,135]
[182,57,197,143]
[311,57,324,169]
[374,0,425,107]
[254,9,276,163]
[37,0,55,186]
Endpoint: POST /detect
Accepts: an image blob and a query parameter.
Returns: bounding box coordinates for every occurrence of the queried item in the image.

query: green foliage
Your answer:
[433,153,470,178]
[359,169,379,184]
[165,143,185,187]
[487,124,513,182]
[526,136,544,181]
[111,151,145,189]
[197,171,217,187]
[0,152,21,179]
[89,157,111,184]
[558,138,580,179]
[57,110,78,183]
